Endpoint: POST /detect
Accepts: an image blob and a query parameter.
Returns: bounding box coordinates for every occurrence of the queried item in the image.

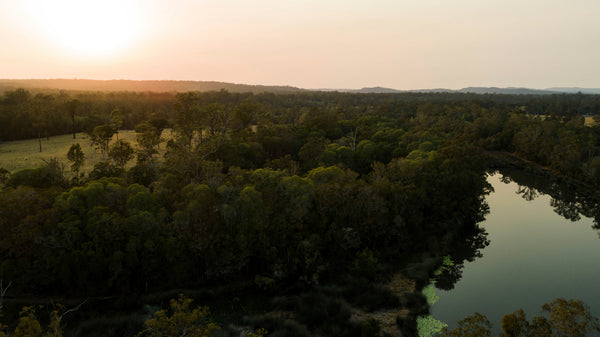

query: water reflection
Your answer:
[500,169,600,227]
[433,225,489,291]
[428,170,600,337]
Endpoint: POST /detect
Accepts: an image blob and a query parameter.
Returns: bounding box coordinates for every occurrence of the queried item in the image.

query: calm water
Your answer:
[430,172,600,334]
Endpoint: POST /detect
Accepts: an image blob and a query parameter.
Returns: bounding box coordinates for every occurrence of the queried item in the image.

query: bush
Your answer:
[89,161,123,180]
[8,158,66,188]
[352,249,381,280]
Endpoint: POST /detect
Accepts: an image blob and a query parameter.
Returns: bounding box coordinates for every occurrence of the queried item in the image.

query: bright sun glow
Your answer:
[23,0,143,57]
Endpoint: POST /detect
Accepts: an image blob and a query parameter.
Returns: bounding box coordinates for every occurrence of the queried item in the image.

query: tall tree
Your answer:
[108,140,134,168]
[110,109,123,141]
[66,99,80,139]
[135,122,162,163]
[67,143,85,184]
[165,97,231,183]
[91,124,116,159]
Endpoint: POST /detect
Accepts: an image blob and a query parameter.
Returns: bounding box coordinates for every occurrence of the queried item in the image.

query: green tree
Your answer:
[66,99,80,139]
[173,92,199,150]
[137,295,220,337]
[445,299,600,337]
[91,124,116,159]
[542,298,600,337]
[165,99,231,183]
[232,100,258,131]
[0,168,9,188]
[200,103,231,138]
[501,299,600,337]
[135,122,161,163]
[13,306,42,337]
[501,309,528,337]
[110,109,123,141]
[439,312,491,337]
[108,140,135,168]
[67,143,85,184]
[0,302,74,337]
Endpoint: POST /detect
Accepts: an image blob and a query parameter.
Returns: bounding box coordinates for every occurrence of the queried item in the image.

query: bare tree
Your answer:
[346,126,359,151]
[0,279,12,311]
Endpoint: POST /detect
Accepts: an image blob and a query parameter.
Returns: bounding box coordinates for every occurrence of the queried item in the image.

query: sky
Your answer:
[1,0,600,90]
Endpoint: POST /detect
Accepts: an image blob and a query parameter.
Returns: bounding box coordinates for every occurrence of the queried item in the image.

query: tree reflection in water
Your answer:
[499,169,600,227]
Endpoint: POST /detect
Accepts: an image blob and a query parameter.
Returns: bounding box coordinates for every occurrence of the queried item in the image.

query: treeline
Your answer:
[465,110,600,185]
[2,87,600,142]
[0,89,173,141]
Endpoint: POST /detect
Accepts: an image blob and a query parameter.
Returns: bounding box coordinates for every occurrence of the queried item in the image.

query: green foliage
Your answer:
[90,124,116,158]
[443,298,600,337]
[0,168,9,187]
[8,157,66,188]
[0,305,64,337]
[421,285,439,306]
[361,317,381,337]
[541,298,600,337]
[67,143,85,175]
[307,165,344,185]
[137,294,220,337]
[352,249,381,280]
[498,298,600,337]
[108,140,134,168]
[438,312,491,337]
[110,109,123,131]
[89,161,123,180]
[135,122,161,163]
[13,306,42,337]
[417,315,448,337]
[247,328,268,337]
[501,309,528,337]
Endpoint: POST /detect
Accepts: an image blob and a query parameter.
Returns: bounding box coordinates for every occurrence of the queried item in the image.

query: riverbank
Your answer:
[484,150,600,197]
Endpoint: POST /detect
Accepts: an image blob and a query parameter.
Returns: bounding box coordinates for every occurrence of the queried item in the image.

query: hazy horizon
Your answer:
[2,78,599,93]
[2,0,600,90]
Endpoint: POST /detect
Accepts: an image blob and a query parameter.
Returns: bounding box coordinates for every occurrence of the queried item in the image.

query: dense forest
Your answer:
[1,88,600,336]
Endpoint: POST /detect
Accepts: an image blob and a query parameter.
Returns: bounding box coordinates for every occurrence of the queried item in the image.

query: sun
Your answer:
[23,0,143,57]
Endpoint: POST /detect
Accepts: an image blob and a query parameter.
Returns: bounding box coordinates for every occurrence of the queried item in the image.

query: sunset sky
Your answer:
[1,0,599,90]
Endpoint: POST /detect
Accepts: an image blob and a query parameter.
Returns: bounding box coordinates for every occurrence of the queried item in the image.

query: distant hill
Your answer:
[457,87,600,95]
[0,79,304,94]
[328,87,451,93]
[330,86,589,95]
[546,87,600,94]
[316,87,405,93]
[352,86,404,93]
[456,87,558,95]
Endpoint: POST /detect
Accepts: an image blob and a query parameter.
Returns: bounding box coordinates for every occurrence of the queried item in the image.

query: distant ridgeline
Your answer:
[3,79,600,95]
[0,79,304,94]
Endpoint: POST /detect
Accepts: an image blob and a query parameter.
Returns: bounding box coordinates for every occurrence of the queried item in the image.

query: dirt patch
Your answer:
[352,273,415,335]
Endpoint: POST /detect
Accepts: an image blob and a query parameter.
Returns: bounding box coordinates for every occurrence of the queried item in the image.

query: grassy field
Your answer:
[530,114,596,126]
[0,130,171,175]
[585,116,596,126]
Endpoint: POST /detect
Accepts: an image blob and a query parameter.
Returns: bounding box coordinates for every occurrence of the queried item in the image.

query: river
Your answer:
[428,171,600,335]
